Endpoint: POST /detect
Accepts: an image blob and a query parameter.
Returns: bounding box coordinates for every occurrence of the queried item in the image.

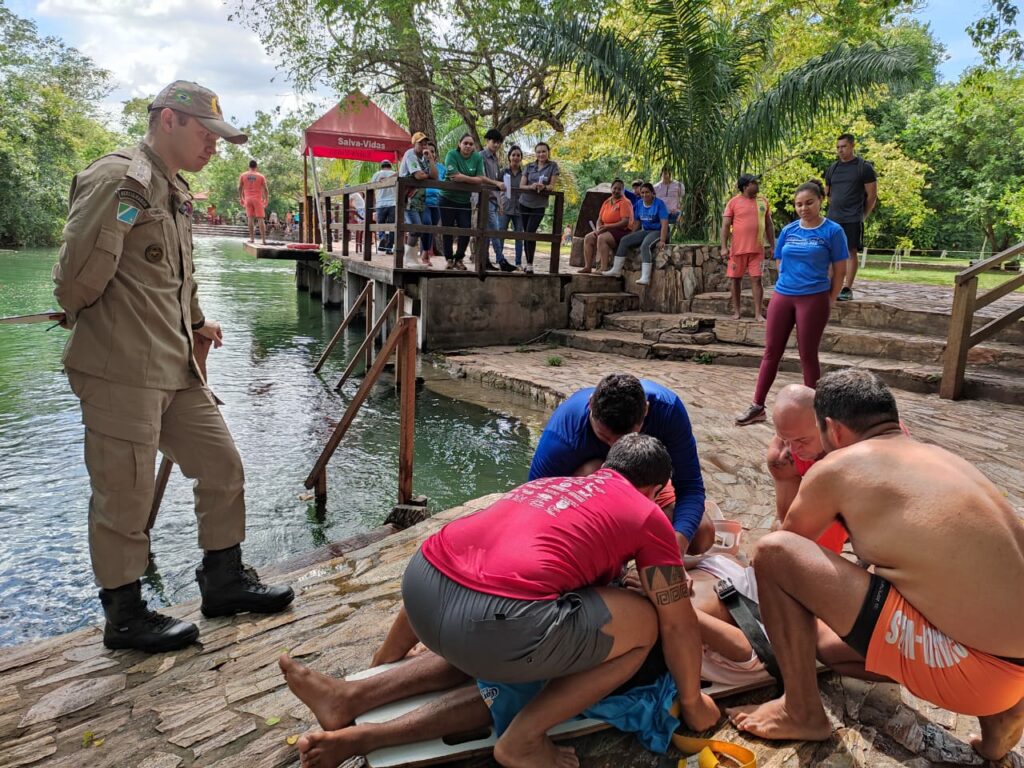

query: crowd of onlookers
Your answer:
[348,128,878,432]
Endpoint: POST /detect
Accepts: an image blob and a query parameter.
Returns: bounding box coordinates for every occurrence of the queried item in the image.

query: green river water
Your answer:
[0,239,547,647]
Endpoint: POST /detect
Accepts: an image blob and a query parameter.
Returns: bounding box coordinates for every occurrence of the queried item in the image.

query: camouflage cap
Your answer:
[149,81,248,145]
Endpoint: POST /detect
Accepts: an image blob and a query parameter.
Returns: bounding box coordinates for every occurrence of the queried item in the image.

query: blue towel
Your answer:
[477,674,681,753]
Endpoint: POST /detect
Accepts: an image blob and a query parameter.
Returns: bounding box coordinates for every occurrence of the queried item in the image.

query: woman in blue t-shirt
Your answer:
[736,179,848,426]
[604,182,669,286]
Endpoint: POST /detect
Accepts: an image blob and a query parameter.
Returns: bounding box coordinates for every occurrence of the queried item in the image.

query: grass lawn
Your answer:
[856,266,1024,293]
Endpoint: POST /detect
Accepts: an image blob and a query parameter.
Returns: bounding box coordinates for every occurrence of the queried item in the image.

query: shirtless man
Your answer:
[766,384,847,553]
[728,370,1024,762]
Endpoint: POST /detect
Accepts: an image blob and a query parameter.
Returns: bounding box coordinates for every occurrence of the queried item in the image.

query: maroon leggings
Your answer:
[753,290,831,405]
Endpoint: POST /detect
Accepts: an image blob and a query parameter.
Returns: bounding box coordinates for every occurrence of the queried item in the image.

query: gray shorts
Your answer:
[402,549,613,683]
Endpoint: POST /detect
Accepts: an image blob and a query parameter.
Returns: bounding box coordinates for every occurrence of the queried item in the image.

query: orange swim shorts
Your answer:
[726,252,764,278]
[244,198,266,219]
[866,586,1024,716]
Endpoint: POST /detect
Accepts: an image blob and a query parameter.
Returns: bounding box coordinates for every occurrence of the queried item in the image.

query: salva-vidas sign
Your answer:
[337,137,387,149]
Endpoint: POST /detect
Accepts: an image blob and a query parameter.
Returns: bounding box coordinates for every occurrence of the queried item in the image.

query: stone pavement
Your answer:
[1,349,1023,768]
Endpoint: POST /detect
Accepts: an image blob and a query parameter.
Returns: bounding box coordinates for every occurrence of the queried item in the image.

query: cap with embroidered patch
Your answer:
[149,81,248,145]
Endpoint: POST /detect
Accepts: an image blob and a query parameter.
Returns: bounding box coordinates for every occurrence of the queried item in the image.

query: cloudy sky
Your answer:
[7,0,1018,129]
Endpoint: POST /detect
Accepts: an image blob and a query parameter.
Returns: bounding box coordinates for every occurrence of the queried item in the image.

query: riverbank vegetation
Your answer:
[3,0,1024,255]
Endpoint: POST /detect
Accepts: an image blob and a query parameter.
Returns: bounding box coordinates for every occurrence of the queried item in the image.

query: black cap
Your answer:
[380,160,392,168]
[738,173,759,191]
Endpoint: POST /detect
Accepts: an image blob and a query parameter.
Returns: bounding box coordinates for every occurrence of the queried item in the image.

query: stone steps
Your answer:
[601,310,1024,372]
[690,292,1024,345]
[547,328,1024,405]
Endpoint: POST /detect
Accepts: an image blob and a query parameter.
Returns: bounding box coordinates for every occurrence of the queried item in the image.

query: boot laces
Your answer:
[140,604,177,630]
[238,563,269,593]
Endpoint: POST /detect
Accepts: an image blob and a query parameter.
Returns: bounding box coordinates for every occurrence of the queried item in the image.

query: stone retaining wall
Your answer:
[612,243,777,313]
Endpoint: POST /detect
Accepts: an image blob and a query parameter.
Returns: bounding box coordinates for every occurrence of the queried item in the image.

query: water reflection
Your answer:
[0,239,545,646]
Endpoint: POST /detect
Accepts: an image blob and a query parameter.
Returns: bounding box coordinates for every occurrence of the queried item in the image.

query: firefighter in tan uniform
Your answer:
[53,81,293,653]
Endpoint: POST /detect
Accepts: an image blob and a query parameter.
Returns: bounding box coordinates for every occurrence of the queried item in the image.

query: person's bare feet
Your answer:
[731,310,742,320]
[755,314,765,323]
[493,732,579,768]
[298,729,365,768]
[279,653,356,731]
[579,267,592,274]
[971,696,1024,762]
[726,696,832,741]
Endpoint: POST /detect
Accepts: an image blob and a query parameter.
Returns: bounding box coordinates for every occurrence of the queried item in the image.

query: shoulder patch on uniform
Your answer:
[126,154,152,189]
[116,202,141,225]
[116,188,150,209]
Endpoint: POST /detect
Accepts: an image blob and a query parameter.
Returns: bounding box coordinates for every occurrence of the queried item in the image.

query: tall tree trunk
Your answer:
[403,78,437,140]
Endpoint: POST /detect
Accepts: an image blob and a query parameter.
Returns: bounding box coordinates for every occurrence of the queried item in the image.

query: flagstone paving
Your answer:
[1,349,1023,767]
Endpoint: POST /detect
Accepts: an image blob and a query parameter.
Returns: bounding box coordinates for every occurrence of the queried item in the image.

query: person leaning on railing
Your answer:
[518,142,560,274]
[440,133,504,271]
[500,145,525,269]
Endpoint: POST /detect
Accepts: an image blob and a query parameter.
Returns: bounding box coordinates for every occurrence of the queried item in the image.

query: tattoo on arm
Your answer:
[642,565,692,605]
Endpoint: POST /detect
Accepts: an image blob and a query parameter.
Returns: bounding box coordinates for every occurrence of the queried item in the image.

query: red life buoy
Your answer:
[286,243,322,250]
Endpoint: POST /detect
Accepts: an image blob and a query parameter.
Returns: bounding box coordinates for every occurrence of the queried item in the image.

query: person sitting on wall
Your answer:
[727,370,1024,765]
[604,182,668,286]
[529,373,713,558]
[581,178,634,274]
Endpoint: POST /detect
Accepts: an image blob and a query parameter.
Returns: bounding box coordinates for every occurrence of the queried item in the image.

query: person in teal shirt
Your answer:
[440,133,503,270]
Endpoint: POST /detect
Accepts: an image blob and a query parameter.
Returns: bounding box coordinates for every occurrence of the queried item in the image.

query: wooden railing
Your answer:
[940,242,1024,400]
[312,282,373,374]
[317,176,565,276]
[305,313,419,511]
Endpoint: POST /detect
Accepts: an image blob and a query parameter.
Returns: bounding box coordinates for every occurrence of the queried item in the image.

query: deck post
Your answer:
[341,193,350,257]
[940,277,978,400]
[550,192,564,274]
[324,196,333,253]
[397,317,417,505]
[474,194,489,277]
[314,469,327,513]
[363,189,375,261]
[394,179,406,270]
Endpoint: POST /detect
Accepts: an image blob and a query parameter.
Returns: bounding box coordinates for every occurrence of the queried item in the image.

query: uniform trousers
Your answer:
[68,370,246,589]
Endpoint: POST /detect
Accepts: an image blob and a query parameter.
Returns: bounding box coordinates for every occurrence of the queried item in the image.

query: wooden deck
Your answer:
[244,242,322,261]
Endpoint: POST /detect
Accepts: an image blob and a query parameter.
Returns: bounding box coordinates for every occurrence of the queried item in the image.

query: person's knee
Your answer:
[752,530,802,576]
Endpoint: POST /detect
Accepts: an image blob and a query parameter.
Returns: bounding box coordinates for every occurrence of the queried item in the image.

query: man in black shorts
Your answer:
[825,133,877,301]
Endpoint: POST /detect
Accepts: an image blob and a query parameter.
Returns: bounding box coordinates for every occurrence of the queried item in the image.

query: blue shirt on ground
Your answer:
[633,198,669,231]
[528,380,706,540]
[773,218,848,296]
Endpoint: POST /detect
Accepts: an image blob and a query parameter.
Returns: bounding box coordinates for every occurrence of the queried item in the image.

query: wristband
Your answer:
[191,319,205,331]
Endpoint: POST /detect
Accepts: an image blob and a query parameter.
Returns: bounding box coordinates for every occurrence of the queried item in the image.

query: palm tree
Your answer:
[526,0,922,238]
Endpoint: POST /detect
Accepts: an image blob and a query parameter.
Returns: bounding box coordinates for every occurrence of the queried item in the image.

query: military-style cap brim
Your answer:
[197,116,248,145]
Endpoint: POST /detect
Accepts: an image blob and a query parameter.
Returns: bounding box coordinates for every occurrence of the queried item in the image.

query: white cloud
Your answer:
[32,0,325,128]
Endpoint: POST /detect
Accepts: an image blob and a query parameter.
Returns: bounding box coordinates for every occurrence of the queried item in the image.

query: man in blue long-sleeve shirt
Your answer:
[529,374,713,555]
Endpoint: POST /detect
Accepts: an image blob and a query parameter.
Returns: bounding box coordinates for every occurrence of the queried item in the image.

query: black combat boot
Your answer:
[99,581,199,653]
[196,545,294,618]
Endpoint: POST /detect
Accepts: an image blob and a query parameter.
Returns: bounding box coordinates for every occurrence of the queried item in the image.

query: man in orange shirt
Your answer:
[238,159,270,244]
[721,174,774,322]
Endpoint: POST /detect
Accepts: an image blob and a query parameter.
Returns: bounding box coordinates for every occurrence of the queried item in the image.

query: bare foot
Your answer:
[972,697,1024,762]
[731,311,741,320]
[726,696,832,741]
[755,315,765,323]
[493,732,579,768]
[279,653,356,730]
[298,728,365,768]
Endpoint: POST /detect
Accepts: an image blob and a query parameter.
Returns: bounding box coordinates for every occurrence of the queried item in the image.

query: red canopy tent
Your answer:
[299,92,412,242]
[301,91,411,162]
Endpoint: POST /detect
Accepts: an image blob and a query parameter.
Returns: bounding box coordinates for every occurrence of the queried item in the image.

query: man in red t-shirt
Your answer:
[766,385,849,553]
[401,434,719,767]
[238,159,270,244]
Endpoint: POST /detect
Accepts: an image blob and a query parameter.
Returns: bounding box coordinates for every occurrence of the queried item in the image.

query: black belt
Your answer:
[715,578,783,691]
